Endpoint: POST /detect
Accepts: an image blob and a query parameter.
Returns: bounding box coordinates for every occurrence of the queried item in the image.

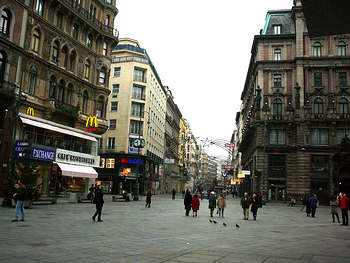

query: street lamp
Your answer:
[133,110,150,201]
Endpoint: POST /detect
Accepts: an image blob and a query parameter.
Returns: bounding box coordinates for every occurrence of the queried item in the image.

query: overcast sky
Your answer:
[115,0,292,159]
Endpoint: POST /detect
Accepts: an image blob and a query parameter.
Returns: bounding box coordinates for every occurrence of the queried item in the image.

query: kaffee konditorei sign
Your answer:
[55,149,100,167]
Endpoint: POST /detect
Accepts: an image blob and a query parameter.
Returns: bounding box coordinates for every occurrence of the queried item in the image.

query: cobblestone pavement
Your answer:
[0,195,350,263]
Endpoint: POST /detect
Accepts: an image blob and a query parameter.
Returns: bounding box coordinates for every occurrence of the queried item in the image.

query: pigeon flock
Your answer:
[209,219,240,229]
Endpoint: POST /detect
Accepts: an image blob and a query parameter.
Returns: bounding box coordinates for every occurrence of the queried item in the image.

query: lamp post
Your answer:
[134,110,150,201]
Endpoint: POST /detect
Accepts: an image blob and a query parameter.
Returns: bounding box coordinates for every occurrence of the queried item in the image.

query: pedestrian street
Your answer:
[0,195,350,263]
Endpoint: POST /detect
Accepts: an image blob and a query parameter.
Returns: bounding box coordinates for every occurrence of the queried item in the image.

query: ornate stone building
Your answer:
[237,0,350,204]
[0,0,118,200]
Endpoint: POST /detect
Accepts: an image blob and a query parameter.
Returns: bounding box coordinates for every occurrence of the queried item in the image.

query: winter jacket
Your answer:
[339,196,349,210]
[309,196,318,209]
[241,196,251,209]
[251,197,259,213]
[184,192,192,210]
[94,189,104,205]
[192,197,200,211]
[15,185,26,201]
[330,200,339,214]
[208,195,216,209]
[217,196,226,209]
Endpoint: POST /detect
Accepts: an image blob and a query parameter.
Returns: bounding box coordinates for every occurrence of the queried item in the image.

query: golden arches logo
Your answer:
[26,107,35,116]
[86,116,98,128]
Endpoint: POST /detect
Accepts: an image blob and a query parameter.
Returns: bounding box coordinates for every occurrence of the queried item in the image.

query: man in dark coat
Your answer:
[92,184,104,222]
[309,194,318,218]
[12,179,26,222]
[172,189,176,200]
[208,191,217,217]
[145,190,152,208]
[241,192,251,220]
[184,190,192,216]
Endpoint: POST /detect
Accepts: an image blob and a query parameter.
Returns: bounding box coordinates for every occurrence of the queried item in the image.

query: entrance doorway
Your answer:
[268,183,286,201]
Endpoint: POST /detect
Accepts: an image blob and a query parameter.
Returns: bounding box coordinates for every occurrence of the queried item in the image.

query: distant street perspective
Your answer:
[1,195,350,263]
[1,0,350,262]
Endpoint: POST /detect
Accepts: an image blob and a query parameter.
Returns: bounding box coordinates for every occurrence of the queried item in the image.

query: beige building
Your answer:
[97,39,167,195]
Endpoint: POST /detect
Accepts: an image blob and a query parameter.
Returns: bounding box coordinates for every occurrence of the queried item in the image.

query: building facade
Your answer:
[163,86,182,193]
[97,39,166,195]
[237,0,350,204]
[0,0,119,200]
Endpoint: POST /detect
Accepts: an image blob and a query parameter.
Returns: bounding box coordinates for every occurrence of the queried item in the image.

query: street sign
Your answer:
[224,143,235,148]
[133,139,145,148]
[164,158,175,164]
[222,171,227,177]
[242,170,251,175]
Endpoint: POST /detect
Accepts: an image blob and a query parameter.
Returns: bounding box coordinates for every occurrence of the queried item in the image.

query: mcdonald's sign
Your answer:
[86,116,98,131]
[26,107,35,116]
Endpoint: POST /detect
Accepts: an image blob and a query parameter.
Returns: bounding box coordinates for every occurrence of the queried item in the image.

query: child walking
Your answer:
[192,194,200,217]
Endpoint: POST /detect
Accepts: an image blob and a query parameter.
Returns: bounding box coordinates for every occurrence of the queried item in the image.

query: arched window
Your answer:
[69,50,76,72]
[82,90,88,113]
[96,96,104,118]
[58,80,65,103]
[31,29,41,53]
[273,98,282,117]
[66,83,73,105]
[87,34,92,48]
[314,42,321,57]
[35,0,44,16]
[99,67,106,84]
[72,24,79,40]
[338,41,346,56]
[83,59,90,80]
[105,15,110,26]
[49,76,57,98]
[61,46,68,69]
[338,98,349,114]
[103,42,107,56]
[274,48,281,61]
[28,65,37,95]
[0,52,6,82]
[52,40,60,63]
[0,9,11,36]
[313,98,324,114]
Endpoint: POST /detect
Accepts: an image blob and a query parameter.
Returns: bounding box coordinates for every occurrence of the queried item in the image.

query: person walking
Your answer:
[241,192,251,220]
[217,194,227,218]
[87,184,95,203]
[12,179,26,222]
[184,190,192,216]
[251,193,259,220]
[208,191,217,218]
[200,190,204,200]
[309,194,318,218]
[300,194,306,212]
[172,188,176,200]
[330,195,340,223]
[339,193,349,226]
[92,184,104,222]
[192,194,200,217]
[145,190,152,208]
[305,195,311,217]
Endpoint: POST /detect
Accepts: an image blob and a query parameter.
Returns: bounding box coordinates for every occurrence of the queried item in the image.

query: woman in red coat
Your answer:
[192,194,200,217]
[339,194,349,226]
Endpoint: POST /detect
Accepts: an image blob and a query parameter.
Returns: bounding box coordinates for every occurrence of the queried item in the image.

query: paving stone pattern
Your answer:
[0,195,350,263]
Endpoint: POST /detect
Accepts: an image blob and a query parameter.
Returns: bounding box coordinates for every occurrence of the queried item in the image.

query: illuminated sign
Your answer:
[238,174,245,179]
[31,147,55,162]
[121,168,131,176]
[106,158,115,168]
[121,158,144,165]
[26,107,35,116]
[86,116,98,131]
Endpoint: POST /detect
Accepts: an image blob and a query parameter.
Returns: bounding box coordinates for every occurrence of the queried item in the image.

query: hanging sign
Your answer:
[26,107,35,116]
[86,116,98,131]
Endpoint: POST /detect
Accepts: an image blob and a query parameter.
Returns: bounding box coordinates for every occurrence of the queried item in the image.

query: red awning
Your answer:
[56,162,97,178]
[20,116,97,142]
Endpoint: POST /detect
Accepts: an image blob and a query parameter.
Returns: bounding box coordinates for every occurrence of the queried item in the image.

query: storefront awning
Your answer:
[20,116,97,142]
[56,162,98,178]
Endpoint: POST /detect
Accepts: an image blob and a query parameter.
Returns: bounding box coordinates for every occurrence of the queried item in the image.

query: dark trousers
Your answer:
[172,195,175,200]
[93,204,103,221]
[210,208,214,217]
[145,201,151,208]
[185,209,190,216]
[332,213,340,223]
[311,207,316,217]
[341,209,349,225]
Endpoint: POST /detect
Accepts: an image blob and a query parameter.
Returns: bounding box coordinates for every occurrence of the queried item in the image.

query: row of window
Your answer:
[270,97,349,116]
[270,129,350,145]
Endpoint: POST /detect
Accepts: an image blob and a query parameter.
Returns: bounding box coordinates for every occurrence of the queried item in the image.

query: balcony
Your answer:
[59,0,119,38]
[305,112,350,121]
[0,80,17,98]
[54,100,79,118]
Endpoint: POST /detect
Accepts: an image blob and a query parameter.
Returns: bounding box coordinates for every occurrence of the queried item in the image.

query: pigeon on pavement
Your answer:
[213,220,217,224]
[209,219,212,223]
[236,224,240,228]
[223,223,227,226]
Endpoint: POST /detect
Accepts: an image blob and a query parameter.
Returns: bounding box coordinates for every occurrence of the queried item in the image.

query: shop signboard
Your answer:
[164,158,175,164]
[30,147,55,162]
[14,141,30,158]
[55,148,100,167]
[129,147,139,153]
[238,174,245,179]
[121,158,144,165]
